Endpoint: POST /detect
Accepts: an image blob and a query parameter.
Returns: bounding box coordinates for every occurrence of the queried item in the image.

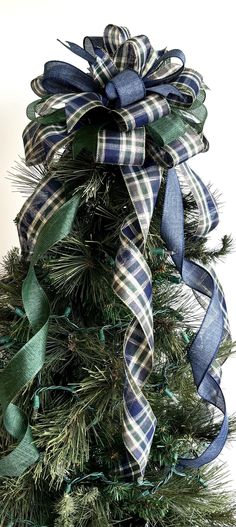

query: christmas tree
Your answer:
[0,23,236,527]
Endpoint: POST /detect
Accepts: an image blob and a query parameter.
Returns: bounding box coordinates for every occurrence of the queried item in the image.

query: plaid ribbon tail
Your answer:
[112,160,163,480]
[16,175,66,256]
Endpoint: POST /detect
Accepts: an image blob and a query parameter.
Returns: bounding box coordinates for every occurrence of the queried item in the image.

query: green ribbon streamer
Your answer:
[0,194,80,476]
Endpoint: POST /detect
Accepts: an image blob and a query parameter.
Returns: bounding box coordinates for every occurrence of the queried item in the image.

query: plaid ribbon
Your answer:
[96,128,145,165]
[15,174,66,256]
[22,24,201,168]
[113,158,163,479]
[17,24,231,481]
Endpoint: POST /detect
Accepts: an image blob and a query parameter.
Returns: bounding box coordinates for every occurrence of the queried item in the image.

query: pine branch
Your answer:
[7,158,47,196]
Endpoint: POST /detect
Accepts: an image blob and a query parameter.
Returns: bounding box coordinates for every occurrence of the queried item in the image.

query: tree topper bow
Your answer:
[23,23,208,169]
[0,24,230,483]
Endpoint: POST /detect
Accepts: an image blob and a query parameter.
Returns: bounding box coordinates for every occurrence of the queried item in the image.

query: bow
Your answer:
[22,24,206,170]
[0,24,231,482]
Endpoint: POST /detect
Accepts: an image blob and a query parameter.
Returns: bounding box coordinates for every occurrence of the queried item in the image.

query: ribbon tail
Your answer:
[112,159,163,480]
[0,195,80,476]
[160,167,229,468]
[176,162,219,237]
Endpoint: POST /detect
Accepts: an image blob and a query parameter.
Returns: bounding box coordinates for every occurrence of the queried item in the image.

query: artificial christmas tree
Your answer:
[0,23,236,526]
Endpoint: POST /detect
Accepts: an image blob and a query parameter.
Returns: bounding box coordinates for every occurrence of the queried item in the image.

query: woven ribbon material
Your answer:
[0,196,80,476]
[0,24,231,481]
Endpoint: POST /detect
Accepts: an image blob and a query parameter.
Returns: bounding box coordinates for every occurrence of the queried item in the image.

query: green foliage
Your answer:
[32,399,89,486]
[8,158,47,196]
[44,235,114,309]
[0,151,235,527]
[54,492,78,527]
[0,469,53,526]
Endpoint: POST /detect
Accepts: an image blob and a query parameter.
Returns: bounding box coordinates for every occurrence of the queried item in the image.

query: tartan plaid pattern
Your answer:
[170,69,203,106]
[96,128,145,166]
[23,24,205,168]
[35,91,105,132]
[35,93,82,117]
[31,74,49,97]
[90,48,118,87]
[176,162,219,237]
[64,93,105,132]
[148,62,182,83]
[19,23,231,478]
[112,93,170,132]
[121,160,164,241]
[104,24,131,56]
[113,35,158,78]
[23,93,105,165]
[112,159,163,479]
[148,67,202,107]
[16,174,65,256]
[23,120,74,166]
[90,24,131,87]
[148,129,209,168]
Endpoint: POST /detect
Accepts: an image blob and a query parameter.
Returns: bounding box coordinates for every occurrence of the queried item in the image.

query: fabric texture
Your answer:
[0,23,230,481]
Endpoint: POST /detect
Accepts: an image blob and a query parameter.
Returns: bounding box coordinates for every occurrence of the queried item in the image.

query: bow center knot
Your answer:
[105,69,146,107]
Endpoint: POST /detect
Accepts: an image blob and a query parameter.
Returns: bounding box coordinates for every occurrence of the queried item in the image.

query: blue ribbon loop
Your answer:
[105,69,146,107]
[42,60,97,93]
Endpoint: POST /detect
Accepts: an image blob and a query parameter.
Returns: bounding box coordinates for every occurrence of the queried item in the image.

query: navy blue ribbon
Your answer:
[42,60,97,94]
[42,42,186,108]
[160,168,228,468]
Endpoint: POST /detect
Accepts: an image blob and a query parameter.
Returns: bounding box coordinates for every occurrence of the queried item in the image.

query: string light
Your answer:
[181,331,191,345]
[63,306,72,317]
[7,303,25,318]
[99,327,106,343]
[31,385,80,418]
[150,247,175,257]
[0,335,13,345]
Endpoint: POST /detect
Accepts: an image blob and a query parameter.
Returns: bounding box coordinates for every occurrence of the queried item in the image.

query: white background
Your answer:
[0,0,236,484]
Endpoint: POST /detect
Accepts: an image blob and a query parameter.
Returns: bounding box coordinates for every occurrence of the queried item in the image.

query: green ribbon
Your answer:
[147,90,207,147]
[147,113,187,147]
[0,194,80,476]
[26,97,65,126]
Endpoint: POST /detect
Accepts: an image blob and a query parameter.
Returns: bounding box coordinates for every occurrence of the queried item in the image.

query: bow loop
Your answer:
[113,35,158,77]
[103,24,131,56]
[112,93,170,131]
[145,48,185,84]
[42,60,97,94]
[24,24,206,169]
[105,69,146,107]
[31,75,49,98]
[89,47,119,87]
[169,68,203,106]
